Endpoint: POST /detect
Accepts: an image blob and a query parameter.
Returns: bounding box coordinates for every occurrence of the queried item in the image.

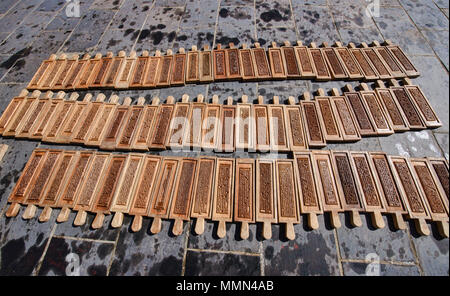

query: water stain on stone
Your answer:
[0,47,31,69]
[219,8,229,18]
[260,10,283,22]
[149,255,182,276]
[97,244,111,260]
[87,264,107,276]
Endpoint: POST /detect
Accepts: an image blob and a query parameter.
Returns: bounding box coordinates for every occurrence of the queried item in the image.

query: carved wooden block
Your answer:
[268,96,290,152]
[30,93,65,140]
[84,95,119,146]
[184,95,206,150]
[53,55,79,90]
[131,100,159,151]
[42,93,79,142]
[212,158,235,238]
[213,44,227,81]
[201,96,221,151]
[70,94,105,144]
[103,51,125,88]
[361,46,392,79]
[374,81,409,132]
[344,89,377,136]
[275,159,300,240]
[389,84,426,130]
[334,42,363,80]
[256,159,277,239]
[300,93,326,147]
[309,43,331,81]
[294,41,316,79]
[2,92,40,137]
[234,159,255,239]
[199,45,213,82]
[371,42,405,78]
[0,144,8,162]
[239,44,257,81]
[191,157,216,235]
[226,43,242,80]
[116,51,137,89]
[169,158,198,235]
[186,46,200,83]
[217,98,236,152]
[403,82,441,128]
[315,91,343,142]
[167,95,191,149]
[427,158,449,214]
[27,55,57,90]
[40,54,68,90]
[268,42,287,79]
[385,44,419,77]
[128,155,162,232]
[116,97,146,150]
[171,49,187,86]
[91,53,113,88]
[252,43,271,80]
[149,97,175,150]
[322,43,348,80]
[281,41,301,79]
[130,51,149,88]
[64,54,91,89]
[100,97,132,150]
[285,97,308,151]
[254,97,271,152]
[359,84,394,135]
[235,96,255,151]
[348,44,378,80]
[141,51,161,88]
[77,53,102,89]
[294,152,323,230]
[16,94,51,139]
[0,89,29,135]
[329,93,361,142]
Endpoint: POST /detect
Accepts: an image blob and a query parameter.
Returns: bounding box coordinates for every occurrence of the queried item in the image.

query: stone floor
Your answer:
[0,0,448,276]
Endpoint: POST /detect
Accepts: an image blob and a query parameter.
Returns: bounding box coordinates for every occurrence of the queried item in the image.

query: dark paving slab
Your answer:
[331,2,378,30]
[158,84,208,101]
[37,0,67,12]
[338,27,384,45]
[30,30,71,56]
[184,250,260,276]
[173,27,215,50]
[220,0,254,7]
[257,80,309,104]
[434,0,449,9]
[109,216,186,275]
[218,6,254,29]
[181,0,218,29]
[153,0,187,7]
[342,262,421,276]
[433,132,449,160]
[378,130,443,158]
[94,28,139,53]
[421,29,449,70]
[90,0,125,10]
[412,229,449,276]
[208,81,257,103]
[0,0,45,32]
[38,237,114,275]
[0,52,47,83]
[399,0,449,30]
[256,26,298,47]
[110,0,151,31]
[292,0,328,6]
[216,24,256,48]
[255,0,294,29]
[0,0,19,15]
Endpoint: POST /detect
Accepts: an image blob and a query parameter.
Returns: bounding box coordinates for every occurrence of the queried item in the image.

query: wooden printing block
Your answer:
[27,54,57,90]
[148,157,181,234]
[167,95,191,150]
[29,92,66,140]
[169,158,198,235]
[129,51,150,88]
[383,40,420,77]
[70,94,106,144]
[211,158,235,238]
[293,152,323,229]
[312,151,344,229]
[191,157,216,235]
[156,50,173,87]
[72,152,112,227]
[63,54,91,90]
[0,89,29,135]
[0,144,8,162]
[184,94,206,150]
[333,42,364,80]
[42,92,80,143]
[22,150,63,220]
[109,154,145,228]
[128,155,162,232]
[5,149,49,218]
[148,96,175,150]
[213,44,227,81]
[374,80,409,132]
[349,152,387,229]
[115,51,137,89]
[91,154,128,229]
[371,41,406,79]
[331,151,364,227]
[300,92,326,147]
[275,159,300,240]
[226,43,242,80]
[360,42,392,80]
[343,85,377,136]
[116,97,146,150]
[358,83,394,135]
[402,78,441,128]
[268,96,290,152]
[239,44,257,81]
[389,156,431,236]
[131,97,160,151]
[90,52,114,88]
[85,95,120,147]
[315,89,344,142]
[285,96,308,151]
[40,54,68,90]
[369,152,408,230]
[99,97,132,150]
[38,150,79,222]
[280,41,301,79]
[294,41,316,79]
[54,93,92,144]
[409,158,449,237]
[103,51,126,89]
[234,159,255,240]
[308,43,331,81]
[16,91,53,139]
[2,90,41,138]
[217,97,236,153]
[199,45,214,82]
[235,95,255,151]
[76,53,102,90]
[252,42,272,80]
[427,158,449,213]
[254,96,271,152]
[256,159,277,239]
[52,54,79,90]
[201,95,221,151]
[186,46,200,83]
[268,42,287,80]
[55,151,95,222]
[329,88,361,142]
[140,51,160,88]
[170,48,187,86]
[348,43,378,80]
[388,79,426,130]
[321,42,348,80]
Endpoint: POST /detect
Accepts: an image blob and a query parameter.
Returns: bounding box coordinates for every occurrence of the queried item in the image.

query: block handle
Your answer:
[240,221,249,240]
[150,217,162,234]
[414,218,430,236]
[172,218,184,236]
[74,210,87,226]
[217,220,226,238]
[195,217,205,235]
[91,213,105,229]
[111,212,124,228]
[330,211,341,229]
[263,221,272,240]
[350,210,362,227]
[38,206,53,223]
[286,222,295,240]
[131,215,143,232]
[371,211,385,229]
[22,204,37,220]
[5,203,20,218]
[57,207,71,223]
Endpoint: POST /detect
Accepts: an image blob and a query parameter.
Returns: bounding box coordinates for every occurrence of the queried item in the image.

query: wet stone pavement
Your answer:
[0,0,448,276]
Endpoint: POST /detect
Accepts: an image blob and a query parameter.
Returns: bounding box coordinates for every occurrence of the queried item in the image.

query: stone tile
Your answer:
[208,81,257,103]
[218,6,254,29]
[342,262,420,276]
[220,0,254,7]
[216,24,256,48]
[30,30,71,55]
[0,52,47,83]
[379,0,401,6]
[326,137,383,152]
[412,232,449,276]
[255,0,294,29]
[90,0,125,10]
[263,216,340,276]
[181,0,218,29]
[328,0,365,5]
[434,0,449,8]
[109,216,186,275]
[172,27,215,50]
[0,0,45,31]
[378,131,443,158]
[291,0,328,5]
[45,10,82,31]
[293,6,341,44]
[257,80,310,104]
[110,1,150,30]
[184,250,260,276]
[331,2,378,29]
[76,9,116,33]
[0,54,14,80]
[338,27,384,45]
[421,29,449,70]
[256,26,298,46]
[0,0,19,14]
[433,132,449,160]
[37,0,67,12]
[337,214,416,262]
[153,0,187,7]
[158,84,208,102]
[145,6,184,31]
[399,0,449,30]
[94,28,139,53]
[61,30,103,53]
[38,238,114,276]
[442,8,449,18]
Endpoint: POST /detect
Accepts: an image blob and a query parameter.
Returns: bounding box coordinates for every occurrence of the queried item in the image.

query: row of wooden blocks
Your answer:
[5,148,449,240]
[26,40,419,92]
[0,79,440,153]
